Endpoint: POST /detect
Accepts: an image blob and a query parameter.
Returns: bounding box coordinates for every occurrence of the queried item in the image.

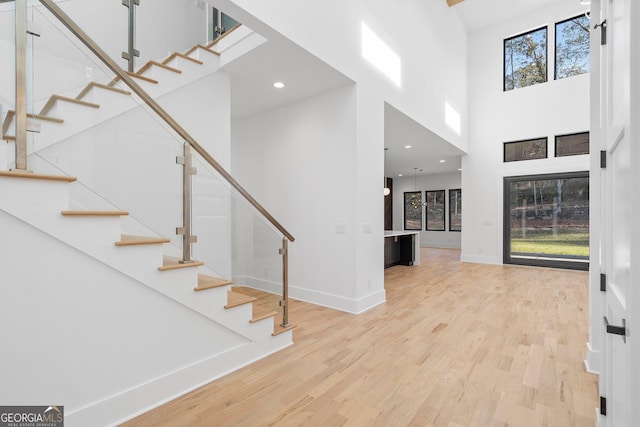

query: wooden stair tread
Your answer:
[61,210,129,216]
[0,170,76,182]
[125,71,159,84]
[224,290,257,309]
[5,109,64,124]
[194,274,233,291]
[185,44,221,57]
[109,72,159,87]
[206,23,241,48]
[272,323,296,336]
[250,305,278,323]
[158,256,204,271]
[137,60,182,75]
[162,52,203,66]
[40,95,100,116]
[115,235,170,246]
[77,82,131,100]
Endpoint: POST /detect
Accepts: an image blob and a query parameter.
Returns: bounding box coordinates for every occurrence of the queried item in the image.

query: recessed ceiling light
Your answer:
[439,159,445,163]
[398,174,403,177]
[458,168,462,171]
[405,145,412,149]
[273,82,285,89]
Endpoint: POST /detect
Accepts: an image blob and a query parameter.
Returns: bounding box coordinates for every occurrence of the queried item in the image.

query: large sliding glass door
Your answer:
[504,172,589,270]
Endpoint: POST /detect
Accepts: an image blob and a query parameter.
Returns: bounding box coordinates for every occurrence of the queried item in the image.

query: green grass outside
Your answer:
[510,228,589,257]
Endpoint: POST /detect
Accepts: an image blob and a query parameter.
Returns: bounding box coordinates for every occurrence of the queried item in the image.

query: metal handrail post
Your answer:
[14,0,27,170]
[280,237,290,327]
[121,0,140,72]
[177,143,197,263]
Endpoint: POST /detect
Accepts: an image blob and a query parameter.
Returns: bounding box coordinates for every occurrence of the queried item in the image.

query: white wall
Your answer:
[213,0,468,313]
[0,210,249,427]
[392,172,462,249]
[232,84,385,313]
[462,2,590,265]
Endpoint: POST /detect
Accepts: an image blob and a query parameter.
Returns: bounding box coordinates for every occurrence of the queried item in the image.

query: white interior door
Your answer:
[598,0,636,425]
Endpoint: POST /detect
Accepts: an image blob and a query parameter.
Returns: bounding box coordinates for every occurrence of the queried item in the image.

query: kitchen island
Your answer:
[384,230,420,268]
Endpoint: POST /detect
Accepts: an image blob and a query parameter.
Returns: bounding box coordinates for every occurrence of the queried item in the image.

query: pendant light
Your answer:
[410,168,426,209]
[383,148,391,196]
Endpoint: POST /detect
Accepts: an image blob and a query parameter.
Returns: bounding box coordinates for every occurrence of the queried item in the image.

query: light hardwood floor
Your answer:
[122,248,598,427]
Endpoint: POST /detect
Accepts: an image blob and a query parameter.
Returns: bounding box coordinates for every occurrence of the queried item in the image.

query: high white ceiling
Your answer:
[223,0,565,179]
[222,35,353,120]
[222,35,465,177]
[384,104,464,178]
[453,0,560,32]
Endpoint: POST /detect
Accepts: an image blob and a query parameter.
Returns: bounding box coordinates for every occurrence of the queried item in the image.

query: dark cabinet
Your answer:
[384,234,415,268]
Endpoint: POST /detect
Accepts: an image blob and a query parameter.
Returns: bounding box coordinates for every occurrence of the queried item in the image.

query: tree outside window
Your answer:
[404,192,422,230]
[449,189,462,232]
[504,27,548,91]
[555,15,590,80]
[426,190,446,231]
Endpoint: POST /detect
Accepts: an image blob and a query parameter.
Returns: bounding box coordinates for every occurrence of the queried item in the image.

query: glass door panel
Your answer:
[504,172,589,270]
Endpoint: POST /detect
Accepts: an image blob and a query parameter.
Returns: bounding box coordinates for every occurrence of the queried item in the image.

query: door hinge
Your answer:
[595,19,607,45]
[600,150,607,168]
[600,396,607,416]
[600,273,606,292]
[604,316,626,343]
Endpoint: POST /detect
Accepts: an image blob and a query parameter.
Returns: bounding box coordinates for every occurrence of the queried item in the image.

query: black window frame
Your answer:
[554,14,591,81]
[404,191,422,231]
[555,131,590,157]
[504,137,548,162]
[503,26,549,92]
[449,189,462,232]
[503,171,589,271]
[425,190,446,231]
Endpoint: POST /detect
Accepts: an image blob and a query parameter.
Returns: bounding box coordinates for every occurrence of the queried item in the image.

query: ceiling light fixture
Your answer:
[273,82,285,89]
[580,0,590,5]
[409,168,427,209]
[439,159,445,163]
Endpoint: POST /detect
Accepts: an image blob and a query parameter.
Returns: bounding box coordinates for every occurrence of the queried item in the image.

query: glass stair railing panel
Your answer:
[192,152,286,328]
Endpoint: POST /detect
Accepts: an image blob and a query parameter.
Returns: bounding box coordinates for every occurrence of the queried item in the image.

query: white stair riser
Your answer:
[155,283,230,316]
[217,304,275,341]
[0,179,70,217]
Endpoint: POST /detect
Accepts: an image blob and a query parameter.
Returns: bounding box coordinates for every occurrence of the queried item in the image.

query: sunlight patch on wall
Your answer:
[445,102,461,135]
[361,22,401,87]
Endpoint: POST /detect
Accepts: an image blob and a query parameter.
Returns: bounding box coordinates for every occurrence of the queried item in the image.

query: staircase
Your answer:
[0,169,293,337]
[0,172,292,425]
[1,24,261,151]
[0,20,293,426]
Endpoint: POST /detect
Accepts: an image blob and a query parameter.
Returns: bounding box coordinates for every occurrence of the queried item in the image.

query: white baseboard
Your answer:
[460,253,502,265]
[420,243,461,249]
[68,338,292,427]
[584,341,600,375]
[234,276,386,314]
